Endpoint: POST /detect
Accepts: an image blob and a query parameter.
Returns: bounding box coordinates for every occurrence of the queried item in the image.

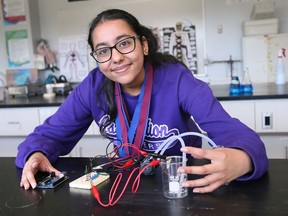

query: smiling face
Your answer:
[91,19,148,95]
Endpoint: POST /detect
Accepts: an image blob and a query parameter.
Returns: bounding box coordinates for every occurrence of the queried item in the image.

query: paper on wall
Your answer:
[58,35,89,82]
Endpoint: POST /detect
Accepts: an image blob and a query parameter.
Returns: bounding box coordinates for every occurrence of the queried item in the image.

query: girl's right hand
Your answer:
[20,152,61,190]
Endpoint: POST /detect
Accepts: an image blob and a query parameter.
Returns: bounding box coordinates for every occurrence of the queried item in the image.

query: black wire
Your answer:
[86,139,158,175]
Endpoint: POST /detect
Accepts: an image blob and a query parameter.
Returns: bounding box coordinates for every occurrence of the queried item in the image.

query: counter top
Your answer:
[0,83,288,108]
[1,157,288,216]
[0,94,67,108]
[211,83,288,101]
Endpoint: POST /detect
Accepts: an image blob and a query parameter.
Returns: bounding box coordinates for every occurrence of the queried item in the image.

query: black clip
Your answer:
[147,153,166,159]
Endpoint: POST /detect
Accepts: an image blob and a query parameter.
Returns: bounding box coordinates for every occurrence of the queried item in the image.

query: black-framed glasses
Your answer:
[90,36,139,63]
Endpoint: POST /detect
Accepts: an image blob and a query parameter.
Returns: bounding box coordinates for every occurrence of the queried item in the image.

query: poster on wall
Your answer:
[5,29,31,68]
[162,22,197,73]
[6,68,38,86]
[58,36,89,82]
[1,0,26,25]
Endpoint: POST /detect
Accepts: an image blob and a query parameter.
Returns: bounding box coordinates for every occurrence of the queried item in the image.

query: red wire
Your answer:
[91,167,139,207]
[131,160,160,193]
[91,141,160,207]
[91,160,160,207]
[105,143,147,169]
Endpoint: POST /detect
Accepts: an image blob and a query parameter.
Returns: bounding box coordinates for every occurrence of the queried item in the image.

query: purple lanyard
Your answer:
[115,63,153,156]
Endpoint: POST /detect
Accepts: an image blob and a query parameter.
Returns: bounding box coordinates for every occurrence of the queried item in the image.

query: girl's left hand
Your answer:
[178,146,253,193]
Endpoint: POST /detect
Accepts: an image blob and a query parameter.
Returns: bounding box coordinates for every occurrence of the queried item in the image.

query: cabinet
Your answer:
[38,107,99,135]
[221,99,288,159]
[0,106,106,157]
[255,99,288,133]
[260,134,288,159]
[0,107,39,136]
[1,98,288,158]
[46,107,107,156]
[221,99,288,133]
[0,106,101,136]
[220,100,255,130]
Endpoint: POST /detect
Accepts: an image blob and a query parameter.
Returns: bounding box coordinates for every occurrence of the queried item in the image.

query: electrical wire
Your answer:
[91,131,219,207]
[91,159,160,207]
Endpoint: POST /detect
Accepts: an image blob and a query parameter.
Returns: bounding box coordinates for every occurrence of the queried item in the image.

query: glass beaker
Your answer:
[229,68,241,95]
[160,156,188,199]
[241,67,253,94]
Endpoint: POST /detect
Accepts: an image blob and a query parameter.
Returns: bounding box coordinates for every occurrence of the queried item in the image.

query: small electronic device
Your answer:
[140,153,166,175]
[37,172,69,189]
[8,85,28,97]
[46,83,71,95]
[69,171,109,190]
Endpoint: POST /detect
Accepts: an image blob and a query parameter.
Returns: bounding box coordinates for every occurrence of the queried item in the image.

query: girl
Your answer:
[17,9,268,193]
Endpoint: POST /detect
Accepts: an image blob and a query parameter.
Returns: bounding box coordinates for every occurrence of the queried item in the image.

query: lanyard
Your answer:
[115,63,153,157]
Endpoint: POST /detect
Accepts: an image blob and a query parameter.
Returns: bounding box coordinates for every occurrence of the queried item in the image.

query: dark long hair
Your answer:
[87,9,187,137]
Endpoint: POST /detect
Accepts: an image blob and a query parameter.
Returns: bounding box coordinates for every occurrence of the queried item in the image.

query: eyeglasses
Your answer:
[90,36,139,63]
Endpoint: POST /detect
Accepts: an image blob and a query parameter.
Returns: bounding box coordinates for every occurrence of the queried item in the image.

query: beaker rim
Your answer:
[160,156,186,165]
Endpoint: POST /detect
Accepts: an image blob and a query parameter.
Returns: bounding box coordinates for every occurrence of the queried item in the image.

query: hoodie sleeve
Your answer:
[178,67,268,181]
[15,69,101,168]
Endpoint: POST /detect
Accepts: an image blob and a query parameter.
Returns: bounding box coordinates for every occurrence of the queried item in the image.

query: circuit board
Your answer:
[69,172,109,190]
[37,172,69,189]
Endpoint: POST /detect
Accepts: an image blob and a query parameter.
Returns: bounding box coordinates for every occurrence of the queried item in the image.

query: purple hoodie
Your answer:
[16,63,268,181]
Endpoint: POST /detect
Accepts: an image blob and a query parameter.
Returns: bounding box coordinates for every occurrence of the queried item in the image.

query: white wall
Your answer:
[0,0,41,83]
[1,0,288,84]
[37,0,205,74]
[204,0,288,84]
[38,0,288,84]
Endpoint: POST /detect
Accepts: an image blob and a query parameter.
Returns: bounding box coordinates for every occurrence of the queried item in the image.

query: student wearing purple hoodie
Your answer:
[16,9,268,193]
